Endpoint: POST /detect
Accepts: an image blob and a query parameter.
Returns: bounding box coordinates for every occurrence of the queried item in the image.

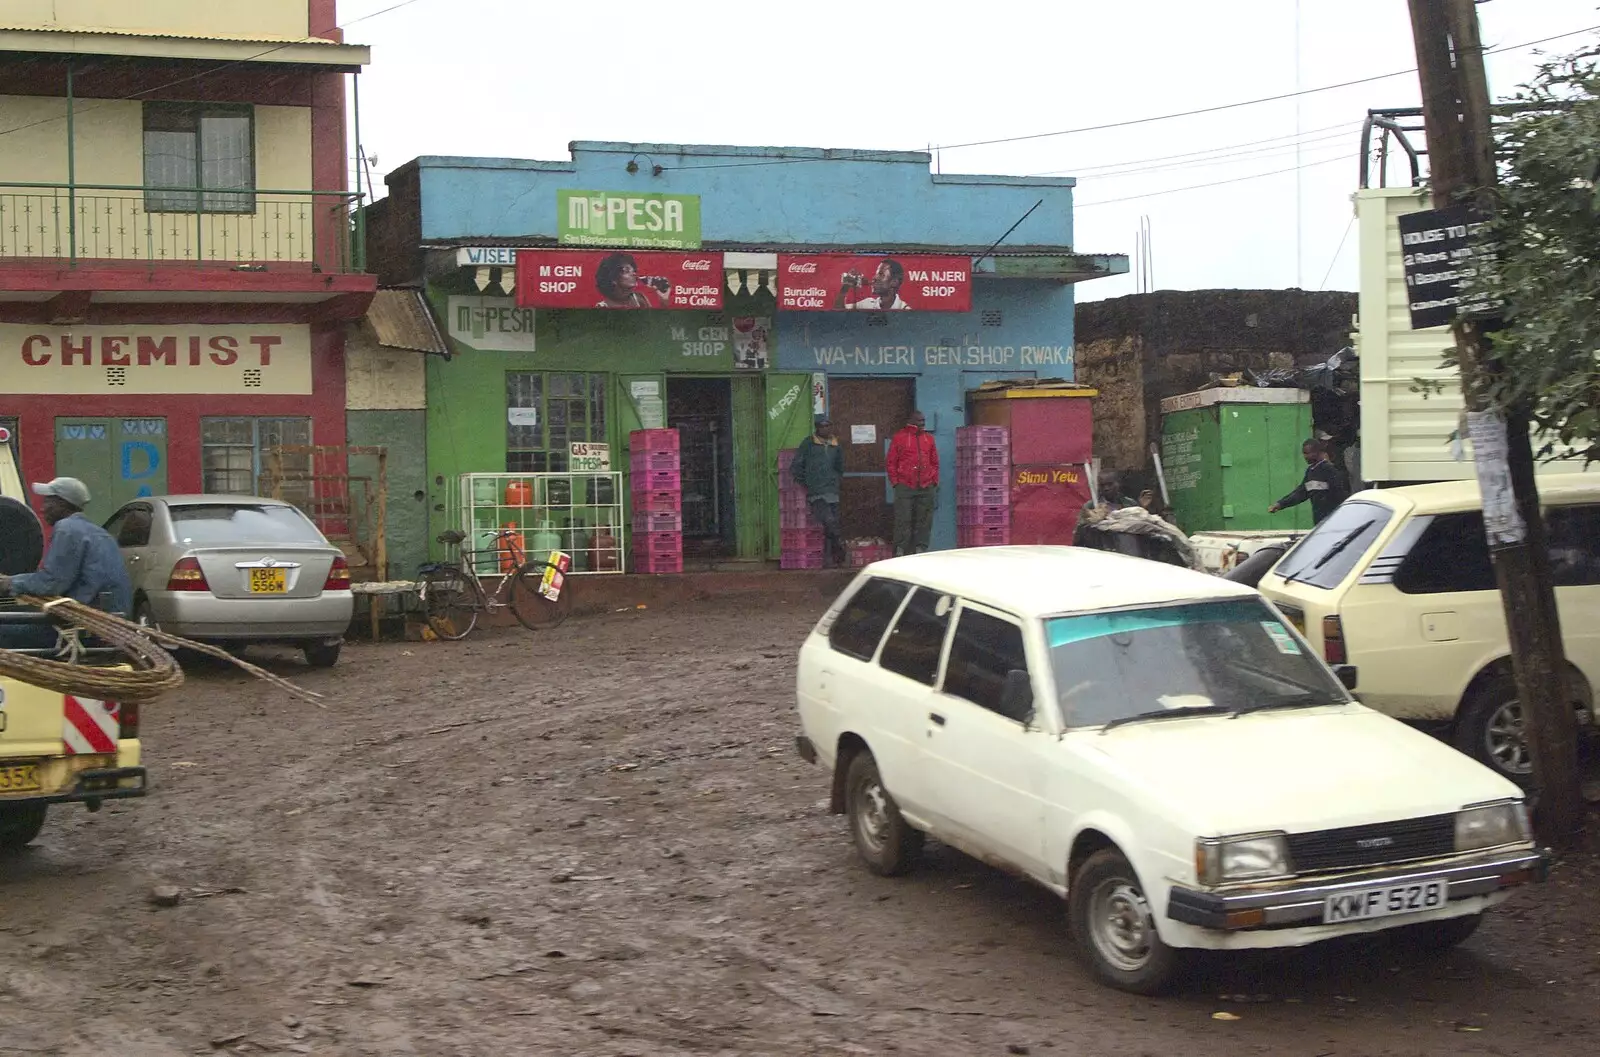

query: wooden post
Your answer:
[1407,0,1581,844]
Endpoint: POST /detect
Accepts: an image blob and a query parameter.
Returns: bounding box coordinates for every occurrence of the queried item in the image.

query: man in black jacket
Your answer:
[1269,438,1350,524]
[791,417,847,566]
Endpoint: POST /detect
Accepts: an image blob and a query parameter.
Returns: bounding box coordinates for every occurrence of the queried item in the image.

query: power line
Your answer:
[1074,152,1353,208]
[1073,127,1359,181]
[0,0,431,142]
[666,23,1600,172]
[1027,119,1360,177]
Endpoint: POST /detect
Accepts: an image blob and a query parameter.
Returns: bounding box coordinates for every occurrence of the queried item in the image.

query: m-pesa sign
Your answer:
[0,323,312,394]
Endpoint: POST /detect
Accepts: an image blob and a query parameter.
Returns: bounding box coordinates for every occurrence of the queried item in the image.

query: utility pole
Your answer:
[1406,0,1581,845]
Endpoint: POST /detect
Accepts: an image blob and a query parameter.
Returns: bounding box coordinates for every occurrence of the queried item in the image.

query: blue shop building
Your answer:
[367,141,1125,564]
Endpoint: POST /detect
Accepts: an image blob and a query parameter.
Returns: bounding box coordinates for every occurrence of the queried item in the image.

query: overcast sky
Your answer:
[341,0,1600,302]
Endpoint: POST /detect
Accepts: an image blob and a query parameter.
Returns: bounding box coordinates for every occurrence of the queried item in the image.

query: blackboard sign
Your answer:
[1397,206,1497,330]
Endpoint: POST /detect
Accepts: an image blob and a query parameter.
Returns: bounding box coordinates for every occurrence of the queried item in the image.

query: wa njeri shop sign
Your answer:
[557,190,702,250]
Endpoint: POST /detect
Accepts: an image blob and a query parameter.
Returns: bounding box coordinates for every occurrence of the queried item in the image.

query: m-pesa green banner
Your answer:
[557,190,702,250]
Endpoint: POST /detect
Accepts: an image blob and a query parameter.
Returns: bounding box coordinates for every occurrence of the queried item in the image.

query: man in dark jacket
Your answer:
[1269,438,1350,524]
[791,417,846,566]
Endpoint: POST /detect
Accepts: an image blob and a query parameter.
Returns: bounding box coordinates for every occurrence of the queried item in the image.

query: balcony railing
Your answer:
[0,183,367,274]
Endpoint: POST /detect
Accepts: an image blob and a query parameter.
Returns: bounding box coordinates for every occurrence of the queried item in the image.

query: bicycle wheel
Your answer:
[509,560,573,630]
[420,566,484,640]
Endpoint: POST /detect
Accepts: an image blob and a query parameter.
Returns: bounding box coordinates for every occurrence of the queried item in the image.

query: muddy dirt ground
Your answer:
[3,594,1600,1057]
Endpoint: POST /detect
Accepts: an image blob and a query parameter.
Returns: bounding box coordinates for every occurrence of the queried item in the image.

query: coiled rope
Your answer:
[0,596,324,706]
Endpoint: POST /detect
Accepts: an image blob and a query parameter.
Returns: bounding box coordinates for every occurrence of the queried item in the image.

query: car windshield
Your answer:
[1047,597,1350,729]
[168,504,326,545]
[1273,500,1394,589]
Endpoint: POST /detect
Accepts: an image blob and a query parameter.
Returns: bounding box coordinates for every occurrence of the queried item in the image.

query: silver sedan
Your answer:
[105,496,354,667]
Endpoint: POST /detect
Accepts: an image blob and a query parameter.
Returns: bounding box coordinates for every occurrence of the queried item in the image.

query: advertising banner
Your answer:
[557,190,702,250]
[776,254,972,312]
[516,250,724,310]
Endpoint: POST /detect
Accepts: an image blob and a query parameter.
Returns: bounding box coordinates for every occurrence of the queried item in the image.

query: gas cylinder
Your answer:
[500,522,526,572]
[505,480,533,507]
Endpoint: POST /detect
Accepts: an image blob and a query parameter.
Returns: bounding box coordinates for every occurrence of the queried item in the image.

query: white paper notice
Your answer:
[1466,409,1527,545]
[850,424,876,445]
[507,407,538,427]
[630,380,660,400]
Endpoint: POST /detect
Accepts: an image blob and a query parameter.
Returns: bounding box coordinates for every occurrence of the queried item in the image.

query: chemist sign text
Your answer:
[1,323,311,394]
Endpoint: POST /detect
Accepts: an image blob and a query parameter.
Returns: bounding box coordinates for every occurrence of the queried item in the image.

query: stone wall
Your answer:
[1075,290,1357,473]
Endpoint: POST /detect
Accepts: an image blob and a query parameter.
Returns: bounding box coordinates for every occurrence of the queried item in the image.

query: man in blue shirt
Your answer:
[0,477,132,651]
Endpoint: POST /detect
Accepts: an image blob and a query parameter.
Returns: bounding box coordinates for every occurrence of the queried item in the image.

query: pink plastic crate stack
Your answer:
[957,425,1012,548]
[630,429,683,573]
[778,448,826,569]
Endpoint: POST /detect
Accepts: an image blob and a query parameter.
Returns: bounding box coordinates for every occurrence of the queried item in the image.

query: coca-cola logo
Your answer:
[681,259,712,271]
[787,262,818,274]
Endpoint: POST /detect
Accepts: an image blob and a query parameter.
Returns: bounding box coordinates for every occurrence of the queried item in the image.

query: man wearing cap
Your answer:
[790,417,847,567]
[0,478,132,649]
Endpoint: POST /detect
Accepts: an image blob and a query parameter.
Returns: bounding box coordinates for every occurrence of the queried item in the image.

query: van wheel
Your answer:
[844,752,922,876]
[1069,848,1181,995]
[0,803,47,852]
[1455,679,1533,783]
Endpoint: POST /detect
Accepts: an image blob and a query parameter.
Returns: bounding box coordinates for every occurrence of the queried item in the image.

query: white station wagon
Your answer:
[793,547,1548,994]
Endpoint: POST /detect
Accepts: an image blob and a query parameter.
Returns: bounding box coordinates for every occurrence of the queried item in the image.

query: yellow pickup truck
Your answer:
[0,426,147,852]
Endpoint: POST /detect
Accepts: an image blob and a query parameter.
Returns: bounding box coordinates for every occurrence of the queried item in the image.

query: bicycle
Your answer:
[416,528,573,640]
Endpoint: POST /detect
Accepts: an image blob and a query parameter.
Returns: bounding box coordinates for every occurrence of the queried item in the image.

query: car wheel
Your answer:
[1391,912,1482,952]
[1455,679,1533,783]
[302,641,342,668]
[1069,847,1181,995]
[0,803,47,853]
[844,751,922,876]
[133,599,157,631]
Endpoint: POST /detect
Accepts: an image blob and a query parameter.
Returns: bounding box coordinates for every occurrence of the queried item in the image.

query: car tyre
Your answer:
[1455,679,1533,784]
[1070,847,1181,995]
[0,803,47,853]
[1391,912,1482,952]
[844,752,922,876]
[302,641,342,668]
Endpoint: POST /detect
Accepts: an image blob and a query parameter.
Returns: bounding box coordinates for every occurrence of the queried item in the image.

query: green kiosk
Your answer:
[1159,387,1315,534]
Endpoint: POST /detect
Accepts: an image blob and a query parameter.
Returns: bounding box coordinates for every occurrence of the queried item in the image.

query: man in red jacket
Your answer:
[887,410,939,555]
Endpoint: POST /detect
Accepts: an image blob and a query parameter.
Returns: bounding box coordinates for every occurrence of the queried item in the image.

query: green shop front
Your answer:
[425,268,817,571]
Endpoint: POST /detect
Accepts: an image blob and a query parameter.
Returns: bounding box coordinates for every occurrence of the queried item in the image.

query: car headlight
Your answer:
[1455,800,1531,852]
[1195,833,1291,886]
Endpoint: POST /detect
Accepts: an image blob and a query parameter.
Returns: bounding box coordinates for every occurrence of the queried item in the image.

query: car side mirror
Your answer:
[1000,668,1034,723]
[1333,664,1359,691]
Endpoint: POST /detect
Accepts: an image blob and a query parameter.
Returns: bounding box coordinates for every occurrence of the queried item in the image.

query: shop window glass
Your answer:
[879,588,953,686]
[144,103,255,214]
[201,417,311,496]
[505,371,608,480]
[1394,512,1497,594]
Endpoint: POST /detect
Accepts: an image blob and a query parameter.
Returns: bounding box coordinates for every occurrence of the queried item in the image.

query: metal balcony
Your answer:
[0,182,367,274]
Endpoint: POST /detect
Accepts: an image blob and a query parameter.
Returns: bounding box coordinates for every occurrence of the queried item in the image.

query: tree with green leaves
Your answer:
[1474,42,1600,465]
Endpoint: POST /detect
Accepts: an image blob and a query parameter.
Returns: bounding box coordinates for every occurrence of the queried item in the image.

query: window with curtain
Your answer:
[201,417,311,496]
[144,103,256,214]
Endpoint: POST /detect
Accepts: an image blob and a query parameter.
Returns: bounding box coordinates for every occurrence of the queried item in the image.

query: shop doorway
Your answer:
[667,377,735,556]
[827,377,916,542]
[53,417,168,525]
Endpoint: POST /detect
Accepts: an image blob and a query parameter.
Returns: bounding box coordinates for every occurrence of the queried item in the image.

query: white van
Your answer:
[1258,478,1600,782]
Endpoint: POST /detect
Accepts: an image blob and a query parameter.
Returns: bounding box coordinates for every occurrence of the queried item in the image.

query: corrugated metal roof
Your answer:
[364,289,448,357]
[0,24,340,45]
